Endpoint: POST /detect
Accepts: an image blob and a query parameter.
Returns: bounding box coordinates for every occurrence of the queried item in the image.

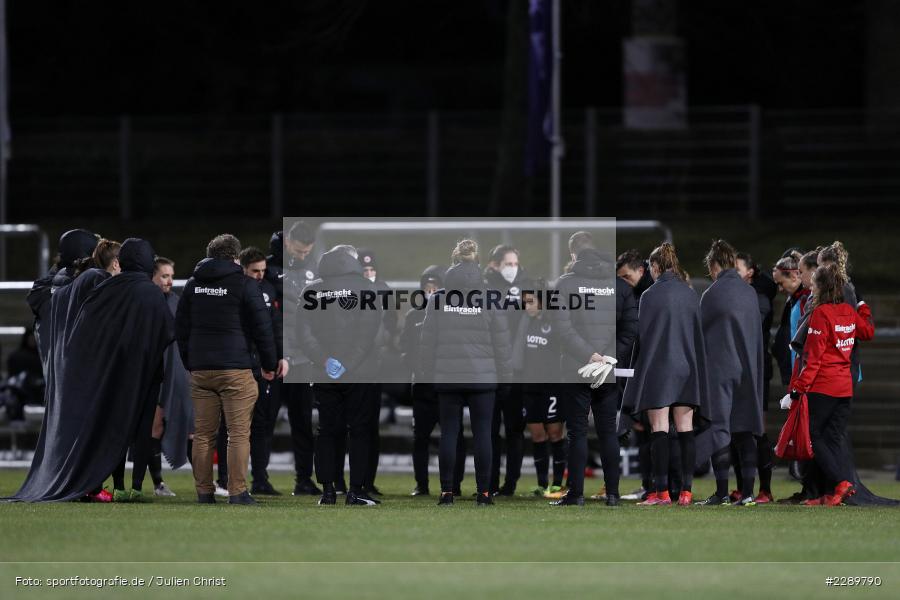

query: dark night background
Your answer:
[8,0,867,116]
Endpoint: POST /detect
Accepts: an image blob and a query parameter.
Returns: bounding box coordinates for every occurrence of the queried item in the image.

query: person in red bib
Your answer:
[787,263,874,506]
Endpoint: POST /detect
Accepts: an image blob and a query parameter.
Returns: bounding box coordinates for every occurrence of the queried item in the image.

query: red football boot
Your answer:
[825,481,856,506]
[801,496,825,506]
[677,491,693,506]
[729,489,742,503]
[89,489,113,503]
[638,491,672,506]
[755,490,774,504]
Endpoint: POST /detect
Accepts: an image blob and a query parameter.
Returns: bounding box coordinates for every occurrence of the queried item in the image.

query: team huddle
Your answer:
[6,222,894,509]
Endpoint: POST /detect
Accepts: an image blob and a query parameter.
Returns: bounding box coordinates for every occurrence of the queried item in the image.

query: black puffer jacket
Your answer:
[175,258,277,372]
[419,261,512,390]
[555,250,636,383]
[295,248,381,381]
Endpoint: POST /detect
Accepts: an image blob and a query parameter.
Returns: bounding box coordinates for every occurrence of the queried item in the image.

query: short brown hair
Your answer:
[207,234,241,261]
[239,246,267,267]
[154,256,174,273]
[568,231,594,257]
[616,249,644,271]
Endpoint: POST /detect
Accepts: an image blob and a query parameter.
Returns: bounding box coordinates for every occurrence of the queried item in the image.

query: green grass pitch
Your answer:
[2,469,900,599]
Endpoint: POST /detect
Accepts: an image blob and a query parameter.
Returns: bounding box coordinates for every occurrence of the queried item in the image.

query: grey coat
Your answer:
[622,271,709,420]
[160,292,193,469]
[698,268,764,455]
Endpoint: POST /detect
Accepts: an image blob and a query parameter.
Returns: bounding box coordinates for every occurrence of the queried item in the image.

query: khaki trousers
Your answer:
[191,369,257,496]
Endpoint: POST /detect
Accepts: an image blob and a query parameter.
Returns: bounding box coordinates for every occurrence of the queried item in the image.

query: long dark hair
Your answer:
[810,263,846,309]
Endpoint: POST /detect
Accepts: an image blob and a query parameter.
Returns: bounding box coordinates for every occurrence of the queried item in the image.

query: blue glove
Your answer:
[325,358,346,380]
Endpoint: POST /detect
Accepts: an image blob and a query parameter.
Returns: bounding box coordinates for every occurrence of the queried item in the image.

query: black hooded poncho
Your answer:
[622,271,709,423]
[26,228,98,373]
[696,268,764,462]
[8,239,173,502]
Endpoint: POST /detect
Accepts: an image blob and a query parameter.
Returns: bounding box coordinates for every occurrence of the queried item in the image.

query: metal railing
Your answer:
[6,106,900,221]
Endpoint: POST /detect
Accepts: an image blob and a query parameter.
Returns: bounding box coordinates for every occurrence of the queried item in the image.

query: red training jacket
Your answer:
[791,302,874,397]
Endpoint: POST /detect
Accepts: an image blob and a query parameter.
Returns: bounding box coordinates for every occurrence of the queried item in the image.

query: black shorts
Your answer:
[524,391,563,424]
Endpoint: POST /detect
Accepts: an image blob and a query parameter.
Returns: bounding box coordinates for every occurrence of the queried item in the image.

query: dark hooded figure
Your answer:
[401,264,466,496]
[623,243,709,506]
[696,241,764,507]
[26,229,98,374]
[8,238,173,502]
[296,244,381,506]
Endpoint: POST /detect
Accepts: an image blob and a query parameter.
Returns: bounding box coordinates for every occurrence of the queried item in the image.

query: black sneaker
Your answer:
[695,494,730,506]
[452,487,462,497]
[493,483,516,497]
[606,493,620,507]
[318,491,337,505]
[252,480,282,496]
[550,492,585,506]
[228,491,258,505]
[292,478,322,496]
[411,486,430,497]
[476,492,494,506]
[364,485,383,497]
[197,492,216,504]
[345,491,378,506]
[437,492,454,506]
[733,496,757,507]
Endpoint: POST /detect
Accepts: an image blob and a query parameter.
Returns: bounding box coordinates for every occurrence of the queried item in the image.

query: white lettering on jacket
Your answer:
[443,305,482,315]
[315,289,352,299]
[807,327,821,335]
[835,323,856,334]
[578,286,615,295]
[526,334,549,347]
[195,287,228,297]
[835,337,855,350]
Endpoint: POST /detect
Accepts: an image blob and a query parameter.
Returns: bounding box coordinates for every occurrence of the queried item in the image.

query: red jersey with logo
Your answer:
[791,302,874,397]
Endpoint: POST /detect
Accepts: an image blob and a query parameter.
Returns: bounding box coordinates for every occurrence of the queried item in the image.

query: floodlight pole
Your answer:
[549,0,564,278]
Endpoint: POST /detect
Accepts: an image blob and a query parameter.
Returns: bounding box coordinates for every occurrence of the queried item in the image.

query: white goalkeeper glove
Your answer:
[578,356,618,388]
[779,394,792,411]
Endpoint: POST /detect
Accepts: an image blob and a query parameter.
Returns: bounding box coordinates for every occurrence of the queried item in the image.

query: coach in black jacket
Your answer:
[176,234,279,505]
[265,225,322,496]
[553,232,638,506]
[296,244,382,506]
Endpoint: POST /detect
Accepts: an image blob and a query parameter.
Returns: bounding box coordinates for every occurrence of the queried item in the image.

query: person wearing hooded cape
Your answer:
[26,228,98,375]
[8,239,173,502]
[695,241,765,507]
[622,243,709,506]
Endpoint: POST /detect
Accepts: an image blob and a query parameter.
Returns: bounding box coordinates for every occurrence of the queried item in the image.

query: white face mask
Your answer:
[367,275,376,283]
[500,265,518,284]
